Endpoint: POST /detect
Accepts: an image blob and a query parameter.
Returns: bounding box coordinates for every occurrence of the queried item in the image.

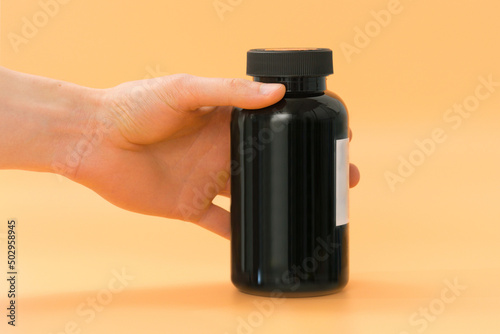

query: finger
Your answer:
[166,74,286,111]
[219,178,231,198]
[196,204,230,239]
[349,163,360,188]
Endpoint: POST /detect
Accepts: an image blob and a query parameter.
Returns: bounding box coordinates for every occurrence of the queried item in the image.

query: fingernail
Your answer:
[259,83,283,95]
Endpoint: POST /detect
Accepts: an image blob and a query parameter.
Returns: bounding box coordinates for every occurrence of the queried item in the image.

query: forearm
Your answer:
[0,67,99,175]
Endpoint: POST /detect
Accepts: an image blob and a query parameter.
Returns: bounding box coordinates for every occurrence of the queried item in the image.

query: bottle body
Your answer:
[230,93,349,297]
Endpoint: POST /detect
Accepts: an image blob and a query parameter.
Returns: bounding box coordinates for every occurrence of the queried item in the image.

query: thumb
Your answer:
[164,74,286,111]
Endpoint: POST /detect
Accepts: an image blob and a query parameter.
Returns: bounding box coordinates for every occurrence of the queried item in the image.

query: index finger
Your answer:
[165,74,286,111]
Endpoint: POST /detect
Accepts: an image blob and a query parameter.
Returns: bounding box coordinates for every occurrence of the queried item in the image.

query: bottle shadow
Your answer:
[19,276,434,315]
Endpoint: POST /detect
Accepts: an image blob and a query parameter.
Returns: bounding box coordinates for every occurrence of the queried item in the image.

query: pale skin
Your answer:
[0,67,360,238]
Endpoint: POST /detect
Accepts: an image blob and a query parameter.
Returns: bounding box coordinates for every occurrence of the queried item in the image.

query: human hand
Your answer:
[56,74,360,238]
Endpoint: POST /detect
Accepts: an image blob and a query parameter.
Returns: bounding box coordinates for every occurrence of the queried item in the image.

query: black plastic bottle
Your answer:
[231,48,349,297]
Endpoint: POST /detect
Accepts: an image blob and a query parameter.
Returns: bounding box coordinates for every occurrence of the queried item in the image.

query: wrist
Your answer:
[49,84,105,179]
[0,67,103,177]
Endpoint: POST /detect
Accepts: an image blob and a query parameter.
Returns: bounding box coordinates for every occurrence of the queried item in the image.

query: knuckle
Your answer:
[168,73,193,87]
[165,73,199,111]
[225,77,244,89]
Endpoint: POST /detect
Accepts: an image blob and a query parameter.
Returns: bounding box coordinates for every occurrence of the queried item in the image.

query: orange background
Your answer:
[1,0,499,333]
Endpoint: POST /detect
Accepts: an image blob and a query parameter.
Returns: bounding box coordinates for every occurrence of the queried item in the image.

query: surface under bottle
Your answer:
[231,93,349,297]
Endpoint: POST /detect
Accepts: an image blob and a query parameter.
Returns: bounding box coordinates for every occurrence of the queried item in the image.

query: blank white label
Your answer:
[336,138,349,226]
